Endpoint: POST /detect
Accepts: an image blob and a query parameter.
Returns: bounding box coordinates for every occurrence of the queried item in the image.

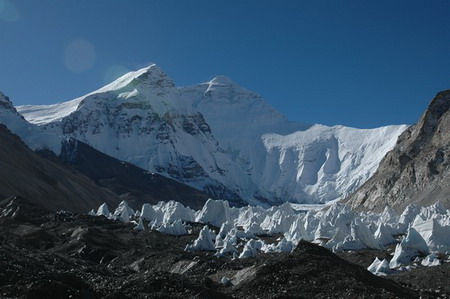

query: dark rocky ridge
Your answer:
[0,124,120,213]
[57,138,210,210]
[1,196,442,299]
[346,90,450,212]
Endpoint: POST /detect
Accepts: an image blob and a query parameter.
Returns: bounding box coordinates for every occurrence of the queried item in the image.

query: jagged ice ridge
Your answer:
[93,198,450,272]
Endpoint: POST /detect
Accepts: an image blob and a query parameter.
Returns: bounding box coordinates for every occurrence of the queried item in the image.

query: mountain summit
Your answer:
[95,64,176,94]
[0,92,15,111]
[15,65,407,205]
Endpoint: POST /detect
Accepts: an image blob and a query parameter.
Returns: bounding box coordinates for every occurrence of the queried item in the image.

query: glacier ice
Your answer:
[90,198,450,273]
[239,239,259,258]
[156,219,187,236]
[374,223,396,247]
[96,203,110,217]
[196,198,232,227]
[389,226,429,269]
[113,200,134,223]
[421,253,441,267]
[140,203,157,221]
[134,218,145,231]
[367,257,391,276]
[216,238,238,256]
[185,225,216,252]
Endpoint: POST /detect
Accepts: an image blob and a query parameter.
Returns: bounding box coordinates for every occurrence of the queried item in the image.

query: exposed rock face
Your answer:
[0,124,120,212]
[57,138,210,210]
[346,90,450,212]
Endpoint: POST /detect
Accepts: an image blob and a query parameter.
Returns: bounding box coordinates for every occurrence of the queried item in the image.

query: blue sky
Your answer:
[1,0,449,128]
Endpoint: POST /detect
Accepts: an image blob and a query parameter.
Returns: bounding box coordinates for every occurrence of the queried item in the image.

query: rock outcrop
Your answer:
[0,124,120,212]
[346,90,450,211]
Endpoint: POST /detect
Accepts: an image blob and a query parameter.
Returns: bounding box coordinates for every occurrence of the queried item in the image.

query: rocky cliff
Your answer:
[346,90,450,212]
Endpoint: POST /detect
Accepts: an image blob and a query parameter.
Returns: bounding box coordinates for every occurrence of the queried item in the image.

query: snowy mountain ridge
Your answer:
[15,64,408,205]
[17,64,180,125]
[0,91,62,153]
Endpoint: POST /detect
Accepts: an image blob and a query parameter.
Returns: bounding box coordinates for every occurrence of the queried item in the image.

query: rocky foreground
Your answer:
[0,197,449,298]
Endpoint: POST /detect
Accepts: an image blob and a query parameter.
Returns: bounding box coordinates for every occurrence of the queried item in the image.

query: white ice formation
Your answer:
[239,239,259,258]
[92,199,450,272]
[185,226,216,252]
[134,218,145,231]
[96,203,111,217]
[421,253,441,267]
[113,200,134,223]
[157,219,187,236]
[367,258,391,276]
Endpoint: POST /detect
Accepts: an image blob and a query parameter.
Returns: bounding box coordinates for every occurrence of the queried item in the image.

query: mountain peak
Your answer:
[0,91,11,104]
[203,75,257,100]
[0,91,14,110]
[0,91,8,101]
[209,75,236,86]
[95,64,175,94]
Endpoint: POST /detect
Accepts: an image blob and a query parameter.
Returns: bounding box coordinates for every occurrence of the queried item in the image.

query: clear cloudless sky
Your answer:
[1,0,449,128]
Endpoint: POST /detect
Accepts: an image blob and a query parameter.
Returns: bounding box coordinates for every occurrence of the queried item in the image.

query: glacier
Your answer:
[93,198,450,271]
[15,64,408,205]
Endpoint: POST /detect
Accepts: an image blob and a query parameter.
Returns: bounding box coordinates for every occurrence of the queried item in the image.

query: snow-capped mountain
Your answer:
[181,79,407,203]
[17,64,408,205]
[0,91,62,153]
[19,66,254,204]
[0,89,212,211]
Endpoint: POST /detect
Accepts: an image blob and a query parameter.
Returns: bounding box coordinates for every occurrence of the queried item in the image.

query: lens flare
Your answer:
[64,39,96,73]
[0,0,20,22]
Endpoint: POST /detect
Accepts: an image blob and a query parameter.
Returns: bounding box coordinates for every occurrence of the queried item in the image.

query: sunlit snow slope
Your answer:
[17,64,408,205]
